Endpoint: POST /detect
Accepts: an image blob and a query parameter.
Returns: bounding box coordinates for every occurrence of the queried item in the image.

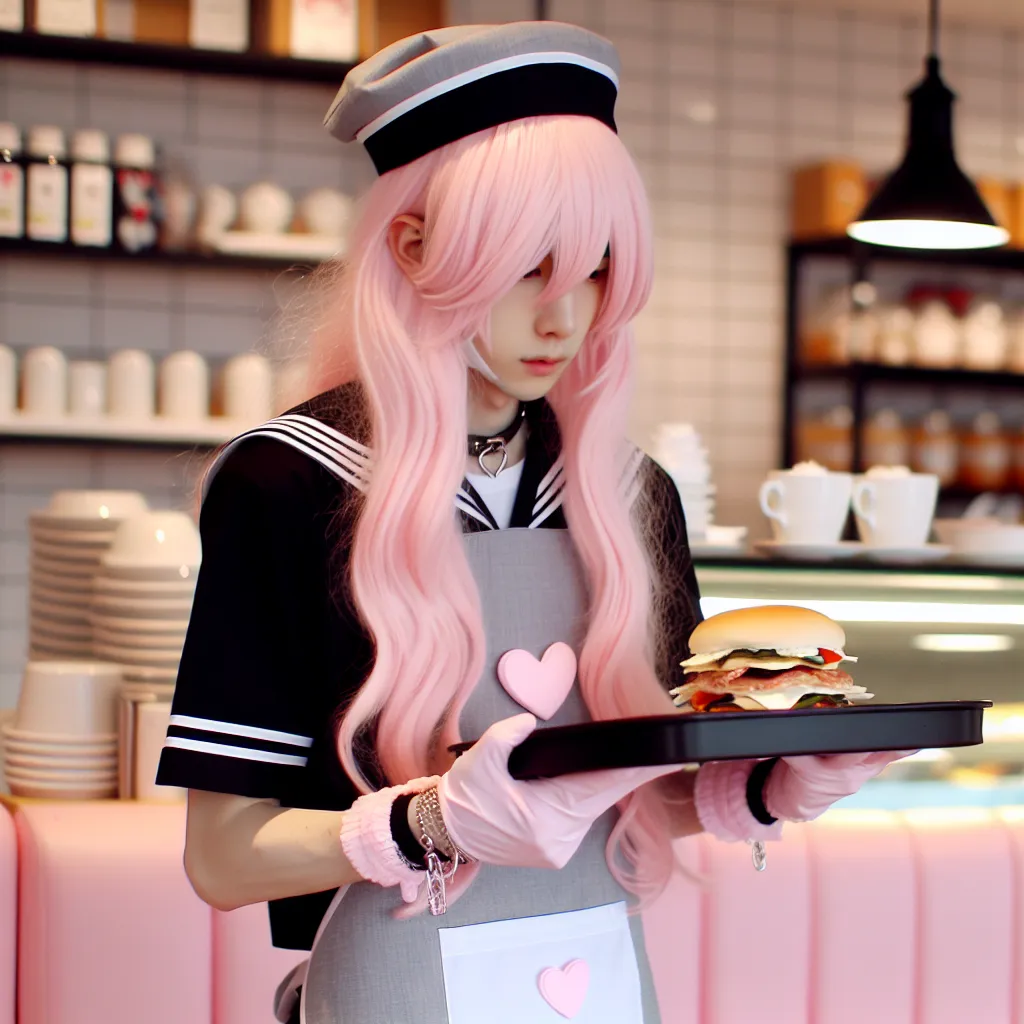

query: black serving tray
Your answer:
[451,701,990,780]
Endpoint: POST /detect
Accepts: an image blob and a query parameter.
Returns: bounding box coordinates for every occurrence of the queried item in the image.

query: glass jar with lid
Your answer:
[0,123,24,239]
[960,410,1011,492]
[26,125,68,243]
[912,409,959,487]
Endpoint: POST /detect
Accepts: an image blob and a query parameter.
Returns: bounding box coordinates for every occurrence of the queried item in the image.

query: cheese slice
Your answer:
[671,681,874,711]
[680,647,857,672]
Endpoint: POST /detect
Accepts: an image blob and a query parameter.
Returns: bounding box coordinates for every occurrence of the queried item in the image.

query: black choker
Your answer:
[468,403,527,477]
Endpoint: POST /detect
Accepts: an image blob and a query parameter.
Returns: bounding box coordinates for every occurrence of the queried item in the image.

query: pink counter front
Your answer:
[3,799,1021,1024]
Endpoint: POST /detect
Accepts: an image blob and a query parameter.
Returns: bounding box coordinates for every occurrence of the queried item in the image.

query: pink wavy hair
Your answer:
[309,114,678,904]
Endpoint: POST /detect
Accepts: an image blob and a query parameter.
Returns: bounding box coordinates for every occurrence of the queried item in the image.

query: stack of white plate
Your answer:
[3,661,121,800]
[28,491,150,660]
[652,423,715,539]
[90,511,200,692]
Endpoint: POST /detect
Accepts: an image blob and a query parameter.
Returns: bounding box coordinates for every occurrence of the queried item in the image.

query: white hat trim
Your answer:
[355,51,620,144]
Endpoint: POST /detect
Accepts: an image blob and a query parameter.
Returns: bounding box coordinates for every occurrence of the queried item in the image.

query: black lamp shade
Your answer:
[849,57,1009,249]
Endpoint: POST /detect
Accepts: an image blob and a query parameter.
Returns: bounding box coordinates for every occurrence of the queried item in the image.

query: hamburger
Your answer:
[671,605,872,713]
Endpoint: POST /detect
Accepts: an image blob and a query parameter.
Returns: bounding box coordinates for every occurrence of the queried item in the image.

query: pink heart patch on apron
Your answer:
[497,642,577,721]
[538,959,590,1019]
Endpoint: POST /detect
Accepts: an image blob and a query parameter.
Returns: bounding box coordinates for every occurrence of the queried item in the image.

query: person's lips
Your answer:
[521,357,565,377]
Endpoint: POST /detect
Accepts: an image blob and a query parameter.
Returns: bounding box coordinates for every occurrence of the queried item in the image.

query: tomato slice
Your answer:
[690,690,725,712]
[818,648,844,664]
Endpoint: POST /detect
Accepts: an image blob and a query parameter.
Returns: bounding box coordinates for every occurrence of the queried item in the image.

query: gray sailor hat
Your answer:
[323,22,620,175]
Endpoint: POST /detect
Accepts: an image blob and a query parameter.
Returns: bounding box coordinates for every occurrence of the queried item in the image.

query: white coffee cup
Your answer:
[158,350,209,421]
[852,467,940,548]
[68,361,107,418]
[15,661,122,738]
[222,353,273,425]
[759,463,853,544]
[107,349,155,418]
[21,346,68,417]
[0,344,15,417]
[238,181,293,235]
[196,184,237,246]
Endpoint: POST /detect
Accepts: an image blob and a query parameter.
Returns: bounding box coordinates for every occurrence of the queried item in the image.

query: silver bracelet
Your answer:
[415,790,460,916]
[417,786,471,863]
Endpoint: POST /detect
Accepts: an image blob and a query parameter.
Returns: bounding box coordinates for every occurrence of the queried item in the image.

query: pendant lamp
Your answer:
[847,0,1009,250]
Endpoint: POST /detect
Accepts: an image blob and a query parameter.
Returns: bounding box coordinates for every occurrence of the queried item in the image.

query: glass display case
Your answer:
[693,557,1024,809]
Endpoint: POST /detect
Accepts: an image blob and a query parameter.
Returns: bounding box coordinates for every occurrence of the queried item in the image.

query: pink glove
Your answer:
[439,713,682,870]
[765,750,914,822]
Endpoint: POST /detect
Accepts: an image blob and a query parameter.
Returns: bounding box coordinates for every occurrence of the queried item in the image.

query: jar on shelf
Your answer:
[70,129,113,248]
[801,286,851,364]
[113,133,159,254]
[25,125,68,243]
[912,409,959,487]
[0,122,24,239]
[863,408,911,468]
[1007,308,1024,375]
[910,287,960,369]
[875,303,914,366]
[961,297,1008,371]
[795,405,853,471]
[960,410,1011,491]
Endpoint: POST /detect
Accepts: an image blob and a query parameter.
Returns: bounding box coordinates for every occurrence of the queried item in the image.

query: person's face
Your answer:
[471,252,610,402]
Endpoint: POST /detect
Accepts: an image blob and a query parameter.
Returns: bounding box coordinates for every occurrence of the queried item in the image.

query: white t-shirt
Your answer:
[466,459,525,530]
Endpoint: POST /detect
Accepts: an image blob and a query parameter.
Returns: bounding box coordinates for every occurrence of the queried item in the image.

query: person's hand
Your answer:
[438,713,681,870]
[765,749,916,823]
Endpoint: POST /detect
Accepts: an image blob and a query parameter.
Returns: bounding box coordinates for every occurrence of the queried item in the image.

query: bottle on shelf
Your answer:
[960,411,1011,492]
[70,129,113,248]
[794,405,853,471]
[0,123,24,240]
[961,297,1008,372]
[910,287,960,369]
[113,134,159,254]
[863,408,911,469]
[25,125,69,244]
[875,304,913,366]
[912,409,959,488]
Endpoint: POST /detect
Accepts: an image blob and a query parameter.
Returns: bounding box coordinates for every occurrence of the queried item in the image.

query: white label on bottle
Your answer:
[289,0,357,60]
[0,0,24,31]
[71,163,113,247]
[0,162,24,238]
[190,0,248,50]
[35,0,96,35]
[27,163,69,243]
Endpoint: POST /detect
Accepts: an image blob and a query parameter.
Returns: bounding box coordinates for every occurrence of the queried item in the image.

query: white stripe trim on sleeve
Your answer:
[163,735,309,767]
[530,492,564,528]
[273,414,373,460]
[169,714,314,748]
[356,52,620,143]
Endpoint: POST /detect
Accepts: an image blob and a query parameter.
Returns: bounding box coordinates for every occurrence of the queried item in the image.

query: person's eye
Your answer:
[523,266,543,280]
[589,260,610,281]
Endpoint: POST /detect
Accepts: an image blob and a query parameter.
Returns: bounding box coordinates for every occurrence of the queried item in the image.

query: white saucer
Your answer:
[753,540,864,562]
[858,543,952,565]
[691,541,748,558]
[949,550,1024,568]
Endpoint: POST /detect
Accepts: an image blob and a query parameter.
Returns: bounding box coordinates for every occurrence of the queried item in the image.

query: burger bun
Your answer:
[689,605,846,655]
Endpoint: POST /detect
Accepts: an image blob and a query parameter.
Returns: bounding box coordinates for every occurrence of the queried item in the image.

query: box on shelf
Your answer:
[791,160,867,240]
[254,0,441,62]
[131,0,189,44]
[0,0,24,31]
[976,177,1012,232]
[33,0,97,36]
[1007,184,1024,250]
[190,0,248,51]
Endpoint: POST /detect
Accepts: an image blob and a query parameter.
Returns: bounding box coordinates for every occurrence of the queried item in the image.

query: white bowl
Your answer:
[5,763,116,782]
[7,778,118,800]
[97,562,199,583]
[122,667,178,684]
[6,750,117,770]
[122,681,175,701]
[4,723,118,747]
[29,599,90,625]
[93,626,185,650]
[31,618,92,642]
[92,595,194,618]
[102,511,201,570]
[31,569,95,594]
[14,661,122,737]
[29,525,115,546]
[29,588,92,614]
[92,613,190,633]
[29,639,92,659]
[31,539,104,564]
[32,491,148,529]
[93,643,181,667]
[93,574,197,595]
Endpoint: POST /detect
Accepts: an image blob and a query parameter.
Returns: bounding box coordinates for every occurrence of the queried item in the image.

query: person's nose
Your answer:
[535,290,575,341]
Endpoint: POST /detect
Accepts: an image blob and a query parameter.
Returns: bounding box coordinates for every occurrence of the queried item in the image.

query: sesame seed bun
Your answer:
[689,605,846,655]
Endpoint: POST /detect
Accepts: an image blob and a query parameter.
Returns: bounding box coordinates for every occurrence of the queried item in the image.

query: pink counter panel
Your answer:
[3,801,1022,1024]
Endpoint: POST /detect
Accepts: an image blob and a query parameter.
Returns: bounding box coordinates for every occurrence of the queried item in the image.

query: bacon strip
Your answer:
[681,665,854,694]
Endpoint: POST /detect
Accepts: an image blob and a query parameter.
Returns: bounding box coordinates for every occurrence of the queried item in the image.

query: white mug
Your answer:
[222,353,273,425]
[0,344,15,417]
[852,470,940,548]
[68,361,106,418]
[107,349,155,418]
[133,700,184,802]
[758,468,853,544]
[238,181,293,234]
[196,184,237,246]
[21,346,68,417]
[159,350,209,421]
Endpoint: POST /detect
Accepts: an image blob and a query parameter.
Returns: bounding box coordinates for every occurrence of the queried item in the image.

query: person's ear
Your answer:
[387,215,425,279]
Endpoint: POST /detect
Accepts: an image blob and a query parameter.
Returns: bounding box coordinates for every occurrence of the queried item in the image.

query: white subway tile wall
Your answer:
[1,1,1024,704]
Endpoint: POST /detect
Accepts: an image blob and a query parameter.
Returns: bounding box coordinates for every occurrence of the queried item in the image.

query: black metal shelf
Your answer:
[1,29,353,84]
[0,236,318,272]
[792,236,1024,272]
[796,362,1024,390]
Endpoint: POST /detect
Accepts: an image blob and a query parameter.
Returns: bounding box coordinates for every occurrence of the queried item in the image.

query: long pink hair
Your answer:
[309,114,678,904]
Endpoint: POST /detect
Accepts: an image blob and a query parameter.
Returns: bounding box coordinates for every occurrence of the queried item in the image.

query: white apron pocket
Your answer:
[437,901,643,1023]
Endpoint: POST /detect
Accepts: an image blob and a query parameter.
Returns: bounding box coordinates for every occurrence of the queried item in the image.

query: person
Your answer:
[156,22,907,1024]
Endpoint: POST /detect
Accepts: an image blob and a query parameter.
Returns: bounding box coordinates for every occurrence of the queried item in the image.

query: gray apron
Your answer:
[299,527,661,1023]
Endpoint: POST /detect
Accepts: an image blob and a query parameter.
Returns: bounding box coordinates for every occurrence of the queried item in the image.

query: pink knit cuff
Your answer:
[694,760,784,843]
[340,775,440,904]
